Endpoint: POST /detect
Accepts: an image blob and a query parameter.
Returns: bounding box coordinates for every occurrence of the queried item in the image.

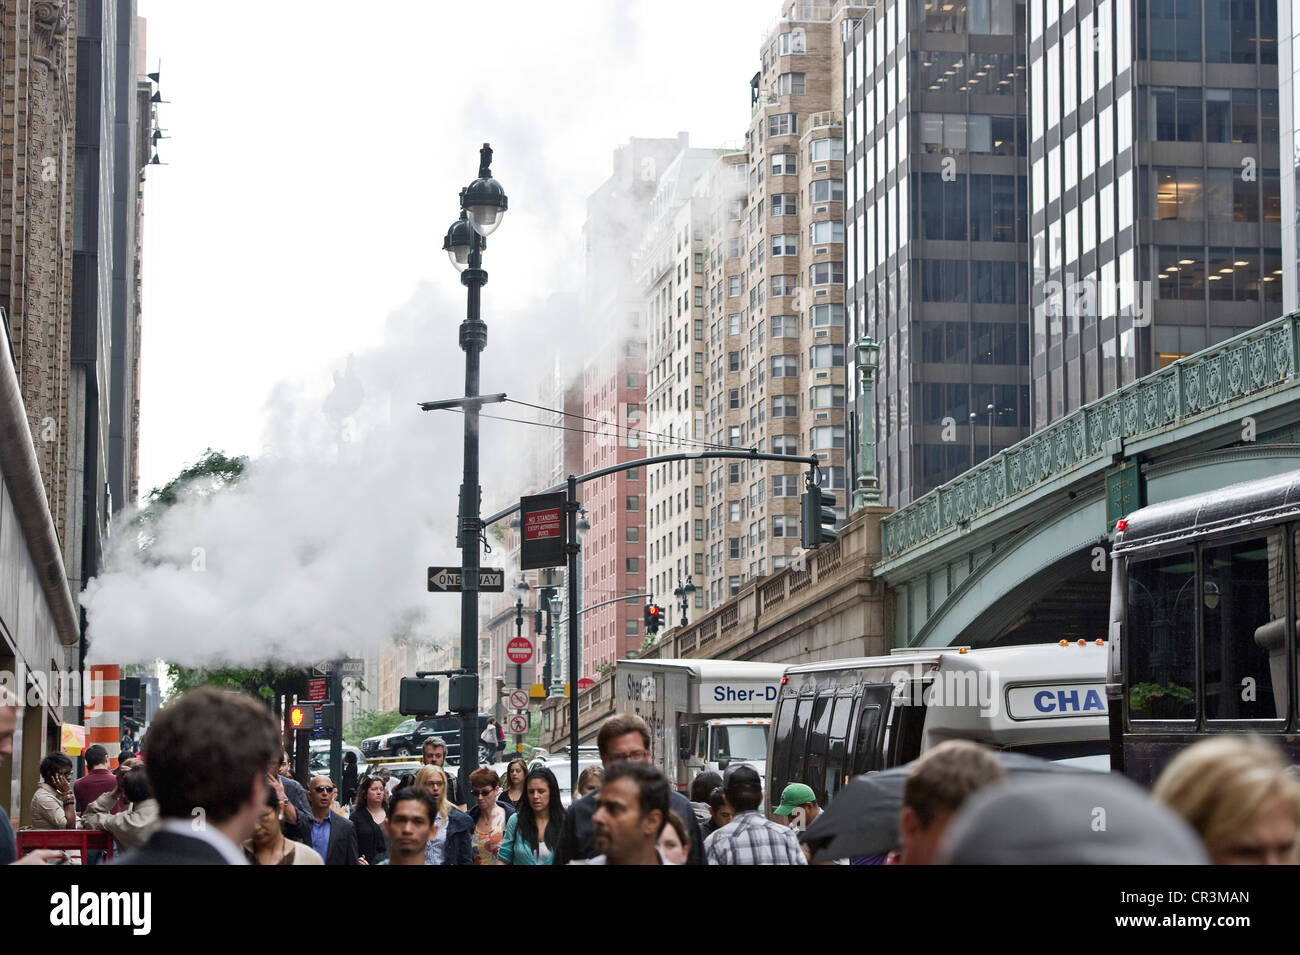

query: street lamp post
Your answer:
[443,143,507,797]
[672,574,696,628]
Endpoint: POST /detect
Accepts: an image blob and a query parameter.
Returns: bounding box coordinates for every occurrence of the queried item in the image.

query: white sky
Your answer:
[135,0,762,495]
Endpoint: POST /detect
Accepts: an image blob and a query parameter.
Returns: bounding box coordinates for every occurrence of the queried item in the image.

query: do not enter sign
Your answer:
[506,637,533,664]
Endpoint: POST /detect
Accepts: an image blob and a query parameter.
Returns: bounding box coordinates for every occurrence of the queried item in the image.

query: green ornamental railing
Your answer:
[880,311,1300,561]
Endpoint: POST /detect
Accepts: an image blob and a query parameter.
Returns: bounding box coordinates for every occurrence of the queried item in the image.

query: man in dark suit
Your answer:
[551,714,706,866]
[306,775,359,865]
[115,688,282,865]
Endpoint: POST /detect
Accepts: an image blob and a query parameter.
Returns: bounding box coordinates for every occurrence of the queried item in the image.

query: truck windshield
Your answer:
[710,724,769,763]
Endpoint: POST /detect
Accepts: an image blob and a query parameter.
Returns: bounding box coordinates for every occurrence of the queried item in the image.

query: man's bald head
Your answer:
[308,775,335,814]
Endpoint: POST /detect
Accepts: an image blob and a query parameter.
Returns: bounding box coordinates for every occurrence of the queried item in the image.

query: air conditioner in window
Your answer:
[816,371,829,380]
[815,205,828,214]
[816,412,829,420]
[815,246,828,255]
[815,329,829,338]
[814,164,828,173]
[815,289,828,297]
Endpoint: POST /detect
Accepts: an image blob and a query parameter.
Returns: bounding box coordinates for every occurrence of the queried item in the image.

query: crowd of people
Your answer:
[2,684,1298,865]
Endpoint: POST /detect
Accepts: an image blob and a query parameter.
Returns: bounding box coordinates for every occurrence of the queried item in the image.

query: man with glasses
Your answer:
[551,715,705,865]
[306,775,359,865]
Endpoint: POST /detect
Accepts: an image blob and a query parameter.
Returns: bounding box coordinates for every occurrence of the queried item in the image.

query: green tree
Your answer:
[344,708,405,748]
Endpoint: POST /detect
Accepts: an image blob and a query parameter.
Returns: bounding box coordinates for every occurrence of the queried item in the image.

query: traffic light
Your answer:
[399,677,440,717]
[644,602,663,635]
[288,704,314,730]
[800,477,839,550]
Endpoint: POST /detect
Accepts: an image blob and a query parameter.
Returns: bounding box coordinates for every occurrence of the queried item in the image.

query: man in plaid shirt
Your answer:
[704,765,807,865]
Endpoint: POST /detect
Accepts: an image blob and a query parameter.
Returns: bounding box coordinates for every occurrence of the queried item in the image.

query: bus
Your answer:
[1107,469,1300,785]
[765,642,1108,812]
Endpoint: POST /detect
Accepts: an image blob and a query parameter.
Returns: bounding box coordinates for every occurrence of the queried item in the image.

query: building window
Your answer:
[817,466,846,490]
[810,385,845,409]
[626,526,639,542]
[729,576,741,596]
[693,252,704,273]
[771,234,797,256]
[771,355,798,378]
[693,286,704,307]
[810,220,844,244]
[770,315,798,338]
[772,395,798,418]
[729,463,742,484]
[810,179,844,204]
[626,620,639,636]
[626,557,639,573]
[772,475,799,497]
[771,152,797,176]
[626,495,639,511]
[771,434,798,455]
[728,388,741,409]
[729,501,741,522]
[728,351,741,372]
[628,467,639,480]
[772,515,797,538]
[627,431,639,449]
[809,262,844,286]
[729,537,741,558]
[777,72,806,95]
[626,373,638,387]
[769,113,797,137]
[810,344,845,367]
[809,138,844,162]
[728,426,742,447]
[810,425,846,449]
[728,276,741,297]
[810,303,845,326]
[771,194,797,216]
[770,275,797,297]
[695,520,704,541]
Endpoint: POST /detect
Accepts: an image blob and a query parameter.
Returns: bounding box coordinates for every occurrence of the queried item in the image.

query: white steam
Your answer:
[82,281,570,667]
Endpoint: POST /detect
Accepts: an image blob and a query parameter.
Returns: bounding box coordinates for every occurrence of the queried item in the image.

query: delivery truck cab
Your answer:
[615,658,787,794]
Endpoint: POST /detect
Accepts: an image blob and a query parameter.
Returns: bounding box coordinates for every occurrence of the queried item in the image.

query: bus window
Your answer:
[887,695,927,766]
[787,695,814,792]
[1204,533,1285,721]
[769,698,797,806]
[850,684,893,774]
[804,692,835,804]
[825,693,855,798]
[1126,551,1197,720]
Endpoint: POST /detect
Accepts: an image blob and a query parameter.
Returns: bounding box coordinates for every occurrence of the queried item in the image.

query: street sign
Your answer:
[507,713,529,735]
[307,678,327,702]
[340,657,366,678]
[519,491,567,570]
[506,636,533,665]
[427,566,506,592]
[508,689,529,710]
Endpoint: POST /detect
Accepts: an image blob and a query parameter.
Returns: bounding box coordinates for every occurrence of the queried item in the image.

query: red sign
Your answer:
[577,678,595,690]
[506,637,534,664]
[307,678,327,701]
[524,507,563,541]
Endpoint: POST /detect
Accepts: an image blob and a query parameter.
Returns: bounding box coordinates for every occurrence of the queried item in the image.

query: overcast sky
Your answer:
[135,0,762,495]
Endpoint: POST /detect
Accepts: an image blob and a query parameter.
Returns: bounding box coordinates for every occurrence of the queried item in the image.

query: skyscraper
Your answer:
[1026,0,1281,431]
[845,0,1031,509]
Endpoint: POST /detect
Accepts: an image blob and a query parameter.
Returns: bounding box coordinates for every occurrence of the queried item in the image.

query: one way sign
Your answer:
[427,566,506,592]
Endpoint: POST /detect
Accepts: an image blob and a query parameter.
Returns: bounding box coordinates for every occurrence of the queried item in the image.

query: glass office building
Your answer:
[845,0,1032,507]
[1028,0,1282,429]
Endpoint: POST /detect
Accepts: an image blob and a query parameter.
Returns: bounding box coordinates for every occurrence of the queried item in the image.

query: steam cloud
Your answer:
[81,282,580,668]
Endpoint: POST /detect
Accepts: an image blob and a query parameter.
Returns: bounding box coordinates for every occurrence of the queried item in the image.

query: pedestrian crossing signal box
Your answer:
[399,677,439,717]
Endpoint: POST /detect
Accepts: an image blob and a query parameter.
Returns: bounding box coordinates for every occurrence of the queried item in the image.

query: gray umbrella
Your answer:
[800,751,1090,864]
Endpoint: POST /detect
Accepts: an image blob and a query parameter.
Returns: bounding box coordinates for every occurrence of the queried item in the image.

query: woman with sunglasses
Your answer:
[466,767,515,865]
[31,754,76,830]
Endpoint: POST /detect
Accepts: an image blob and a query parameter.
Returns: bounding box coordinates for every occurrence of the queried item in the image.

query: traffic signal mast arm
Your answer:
[480,448,821,529]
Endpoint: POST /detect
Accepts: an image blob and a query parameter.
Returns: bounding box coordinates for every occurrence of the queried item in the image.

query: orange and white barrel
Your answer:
[87,664,120,768]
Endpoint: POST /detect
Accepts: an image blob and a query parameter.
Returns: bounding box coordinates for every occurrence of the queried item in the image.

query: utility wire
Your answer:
[502,396,732,453]
[448,405,732,454]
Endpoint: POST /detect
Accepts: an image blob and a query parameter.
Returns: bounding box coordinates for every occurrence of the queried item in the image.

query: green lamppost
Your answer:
[853,337,882,510]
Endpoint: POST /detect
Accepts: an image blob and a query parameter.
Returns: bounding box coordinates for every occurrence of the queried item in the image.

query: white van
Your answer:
[765,641,1108,811]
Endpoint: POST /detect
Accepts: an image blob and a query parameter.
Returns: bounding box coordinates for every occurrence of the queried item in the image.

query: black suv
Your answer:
[360,713,494,763]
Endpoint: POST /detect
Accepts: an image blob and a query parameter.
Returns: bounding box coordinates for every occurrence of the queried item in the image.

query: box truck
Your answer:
[615,658,787,793]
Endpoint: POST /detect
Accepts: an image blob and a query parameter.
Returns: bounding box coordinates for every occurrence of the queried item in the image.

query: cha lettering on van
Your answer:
[1005,683,1108,720]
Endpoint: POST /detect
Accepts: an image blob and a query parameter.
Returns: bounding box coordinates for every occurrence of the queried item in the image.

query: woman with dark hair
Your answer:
[502,758,528,808]
[467,767,514,865]
[499,767,565,866]
[352,774,389,865]
[244,787,323,865]
[31,754,75,830]
[341,751,359,808]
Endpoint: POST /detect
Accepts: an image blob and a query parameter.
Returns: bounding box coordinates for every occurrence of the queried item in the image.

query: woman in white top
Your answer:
[414,764,472,865]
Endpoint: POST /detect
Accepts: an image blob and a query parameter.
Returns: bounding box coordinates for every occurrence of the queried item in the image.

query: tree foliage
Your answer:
[344,708,405,748]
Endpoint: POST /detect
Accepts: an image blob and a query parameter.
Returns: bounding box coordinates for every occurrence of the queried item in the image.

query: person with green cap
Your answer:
[773,782,820,832]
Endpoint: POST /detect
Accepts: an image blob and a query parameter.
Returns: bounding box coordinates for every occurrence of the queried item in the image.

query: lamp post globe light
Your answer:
[673,574,696,628]
[445,143,506,800]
